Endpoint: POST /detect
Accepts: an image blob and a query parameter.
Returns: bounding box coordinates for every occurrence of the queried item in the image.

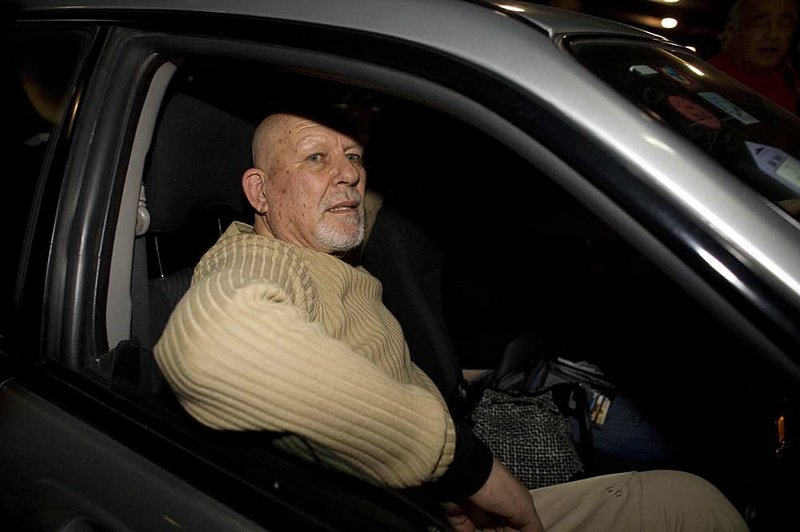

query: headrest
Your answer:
[145,92,255,233]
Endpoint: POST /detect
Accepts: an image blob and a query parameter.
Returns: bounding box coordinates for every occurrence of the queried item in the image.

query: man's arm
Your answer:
[154,273,456,488]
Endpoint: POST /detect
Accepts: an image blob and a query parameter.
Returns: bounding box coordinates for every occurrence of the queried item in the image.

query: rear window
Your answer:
[569,38,800,212]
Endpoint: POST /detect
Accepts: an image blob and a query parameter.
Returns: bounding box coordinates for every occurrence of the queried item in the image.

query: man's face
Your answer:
[259,115,367,254]
[734,0,798,71]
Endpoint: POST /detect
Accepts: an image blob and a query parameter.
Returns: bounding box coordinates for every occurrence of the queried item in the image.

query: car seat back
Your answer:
[122,90,253,401]
[360,204,469,418]
[143,91,254,345]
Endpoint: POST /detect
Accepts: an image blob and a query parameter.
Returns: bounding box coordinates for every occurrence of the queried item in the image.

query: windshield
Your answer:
[569,38,800,216]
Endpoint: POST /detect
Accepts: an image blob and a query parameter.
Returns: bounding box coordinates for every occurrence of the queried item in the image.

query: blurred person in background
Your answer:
[708,0,799,114]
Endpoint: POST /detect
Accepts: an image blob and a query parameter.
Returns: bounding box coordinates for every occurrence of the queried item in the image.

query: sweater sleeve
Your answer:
[409,364,494,500]
[154,269,456,489]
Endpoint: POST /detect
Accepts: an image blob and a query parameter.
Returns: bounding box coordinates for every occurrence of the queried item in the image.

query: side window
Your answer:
[134,55,759,391]
[0,31,88,350]
[129,54,776,494]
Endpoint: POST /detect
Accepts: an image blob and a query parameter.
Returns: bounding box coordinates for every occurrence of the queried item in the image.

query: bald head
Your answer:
[251,113,292,171]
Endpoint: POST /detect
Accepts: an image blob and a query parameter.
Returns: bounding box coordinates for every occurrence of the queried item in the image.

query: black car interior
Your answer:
[121,58,795,522]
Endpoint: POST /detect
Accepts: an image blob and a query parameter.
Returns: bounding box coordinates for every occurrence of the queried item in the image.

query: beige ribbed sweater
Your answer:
[154,222,456,488]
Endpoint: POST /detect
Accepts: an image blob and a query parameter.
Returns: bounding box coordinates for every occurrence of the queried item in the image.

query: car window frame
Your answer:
[70,25,798,380]
[2,25,98,361]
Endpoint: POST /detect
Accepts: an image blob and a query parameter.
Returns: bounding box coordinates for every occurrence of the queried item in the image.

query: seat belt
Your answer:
[127,185,154,393]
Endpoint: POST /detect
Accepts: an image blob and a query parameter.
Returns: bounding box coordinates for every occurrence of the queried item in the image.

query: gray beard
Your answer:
[314,207,366,253]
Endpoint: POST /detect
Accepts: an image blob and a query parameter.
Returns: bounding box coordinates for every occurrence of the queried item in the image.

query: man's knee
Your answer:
[640,470,749,531]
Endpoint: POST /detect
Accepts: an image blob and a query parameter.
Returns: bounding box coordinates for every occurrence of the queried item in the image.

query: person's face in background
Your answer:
[732,0,798,71]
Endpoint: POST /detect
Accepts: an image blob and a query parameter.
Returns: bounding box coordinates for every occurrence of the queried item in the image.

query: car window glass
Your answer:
[0,31,88,351]
[569,39,800,215]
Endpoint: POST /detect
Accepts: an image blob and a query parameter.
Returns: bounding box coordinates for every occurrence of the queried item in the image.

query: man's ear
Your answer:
[242,167,268,213]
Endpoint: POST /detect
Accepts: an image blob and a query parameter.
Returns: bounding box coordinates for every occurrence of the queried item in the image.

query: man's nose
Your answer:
[332,154,361,185]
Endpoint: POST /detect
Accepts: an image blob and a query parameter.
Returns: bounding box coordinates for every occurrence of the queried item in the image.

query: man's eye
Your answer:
[347,153,363,163]
[308,153,323,162]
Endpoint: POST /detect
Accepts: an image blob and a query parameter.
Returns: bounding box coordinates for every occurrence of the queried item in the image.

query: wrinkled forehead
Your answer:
[285,116,361,147]
[253,110,365,168]
[263,112,362,151]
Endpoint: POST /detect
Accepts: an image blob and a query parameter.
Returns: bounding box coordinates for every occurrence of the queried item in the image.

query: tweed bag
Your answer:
[470,386,583,490]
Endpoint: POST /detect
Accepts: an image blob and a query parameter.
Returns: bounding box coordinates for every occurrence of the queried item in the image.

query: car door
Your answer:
[0,15,451,532]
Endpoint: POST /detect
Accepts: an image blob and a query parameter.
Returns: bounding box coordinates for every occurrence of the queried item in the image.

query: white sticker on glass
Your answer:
[746,141,800,194]
[699,92,759,125]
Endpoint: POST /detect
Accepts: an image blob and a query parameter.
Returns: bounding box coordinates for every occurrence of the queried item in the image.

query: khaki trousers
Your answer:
[530,470,749,532]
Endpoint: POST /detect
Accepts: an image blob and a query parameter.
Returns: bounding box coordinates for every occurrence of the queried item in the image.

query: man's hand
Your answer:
[442,458,544,531]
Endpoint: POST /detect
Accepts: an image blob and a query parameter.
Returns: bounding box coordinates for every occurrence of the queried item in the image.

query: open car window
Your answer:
[116,53,786,509]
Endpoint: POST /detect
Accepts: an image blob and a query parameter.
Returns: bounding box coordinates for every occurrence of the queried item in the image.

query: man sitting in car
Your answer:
[154,106,748,531]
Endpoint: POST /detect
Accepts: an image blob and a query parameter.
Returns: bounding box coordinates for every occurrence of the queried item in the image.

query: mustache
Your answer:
[321,191,364,211]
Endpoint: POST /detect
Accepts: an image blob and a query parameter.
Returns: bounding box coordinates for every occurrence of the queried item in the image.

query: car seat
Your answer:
[145,91,252,334]
[124,90,253,400]
[359,204,470,417]
[360,201,594,466]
